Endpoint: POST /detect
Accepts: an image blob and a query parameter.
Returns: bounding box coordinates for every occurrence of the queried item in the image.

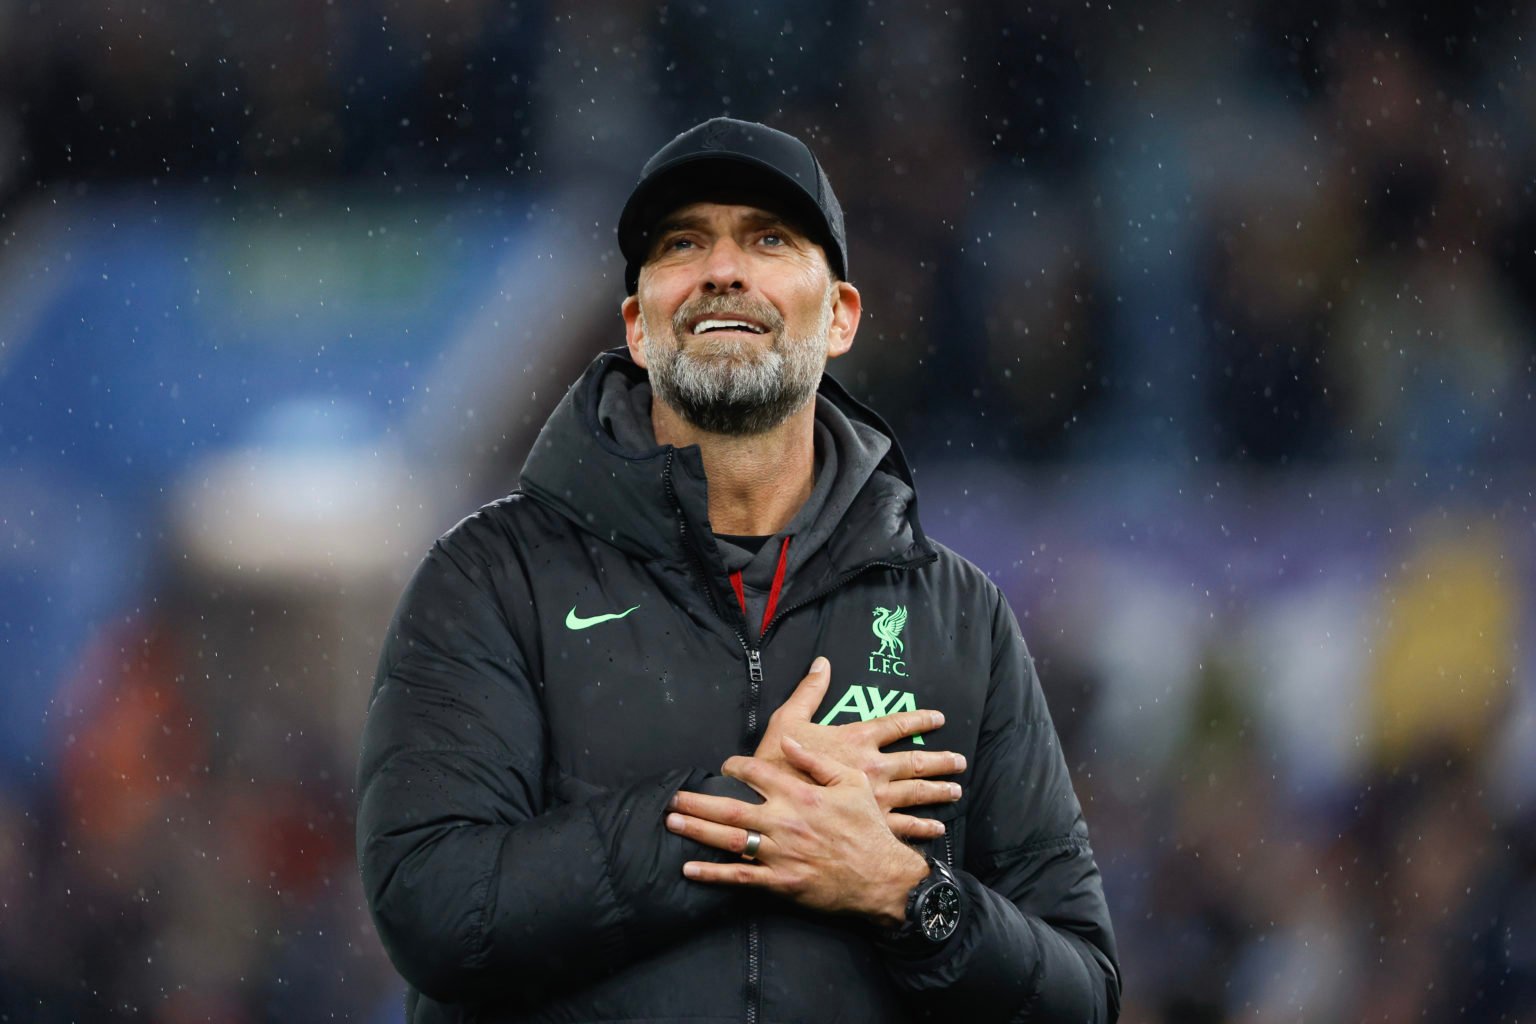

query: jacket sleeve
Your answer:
[356,534,739,1006]
[880,587,1122,1022]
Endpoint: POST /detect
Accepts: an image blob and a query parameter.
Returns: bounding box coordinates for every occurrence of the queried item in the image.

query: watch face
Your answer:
[918,881,962,942]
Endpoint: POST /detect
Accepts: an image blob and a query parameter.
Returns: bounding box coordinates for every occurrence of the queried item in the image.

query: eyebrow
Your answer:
[652,213,710,238]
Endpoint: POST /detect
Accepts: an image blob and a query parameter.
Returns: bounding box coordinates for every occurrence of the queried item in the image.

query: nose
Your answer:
[698,237,748,293]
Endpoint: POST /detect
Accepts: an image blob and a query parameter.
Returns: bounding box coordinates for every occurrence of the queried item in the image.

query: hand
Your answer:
[754,657,965,841]
[668,736,930,926]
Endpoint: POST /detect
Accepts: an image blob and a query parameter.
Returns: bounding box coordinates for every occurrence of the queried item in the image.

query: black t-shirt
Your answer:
[713,533,770,555]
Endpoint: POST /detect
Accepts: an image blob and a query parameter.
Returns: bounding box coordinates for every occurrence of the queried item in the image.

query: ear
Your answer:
[825,280,862,360]
[621,294,648,367]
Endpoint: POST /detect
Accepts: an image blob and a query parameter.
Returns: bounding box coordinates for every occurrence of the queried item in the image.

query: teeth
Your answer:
[693,319,763,334]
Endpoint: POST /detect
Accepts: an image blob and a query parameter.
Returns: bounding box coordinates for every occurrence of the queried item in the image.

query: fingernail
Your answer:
[952,754,967,772]
[930,711,944,729]
[666,813,685,830]
[812,656,829,673]
[683,863,701,879]
[948,783,962,800]
[933,821,947,835]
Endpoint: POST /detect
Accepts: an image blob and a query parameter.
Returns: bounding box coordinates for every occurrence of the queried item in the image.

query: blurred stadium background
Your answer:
[2,1,1534,1021]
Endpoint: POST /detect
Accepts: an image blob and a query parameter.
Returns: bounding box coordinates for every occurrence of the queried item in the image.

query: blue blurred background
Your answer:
[2,1,1533,1021]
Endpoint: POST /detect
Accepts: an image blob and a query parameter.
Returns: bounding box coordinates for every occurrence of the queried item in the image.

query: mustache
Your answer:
[670,295,785,337]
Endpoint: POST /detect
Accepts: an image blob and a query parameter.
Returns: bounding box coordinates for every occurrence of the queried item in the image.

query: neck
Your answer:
[652,399,816,537]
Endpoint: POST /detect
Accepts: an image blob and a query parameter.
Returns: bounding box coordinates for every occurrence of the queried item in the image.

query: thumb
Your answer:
[777,656,833,723]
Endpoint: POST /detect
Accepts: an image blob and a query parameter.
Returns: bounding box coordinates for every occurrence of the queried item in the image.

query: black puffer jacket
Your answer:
[357,350,1120,1023]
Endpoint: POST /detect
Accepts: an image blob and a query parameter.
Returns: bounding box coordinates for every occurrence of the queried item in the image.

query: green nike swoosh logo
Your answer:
[565,604,640,630]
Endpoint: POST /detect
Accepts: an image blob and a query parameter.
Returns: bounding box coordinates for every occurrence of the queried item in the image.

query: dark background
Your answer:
[2,1,1533,1020]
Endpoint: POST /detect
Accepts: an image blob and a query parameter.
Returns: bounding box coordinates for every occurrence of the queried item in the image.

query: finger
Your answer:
[888,812,947,841]
[669,789,764,829]
[882,778,963,810]
[881,748,967,783]
[862,709,945,748]
[780,734,857,788]
[666,813,765,857]
[774,656,833,724]
[721,753,802,797]
[682,860,778,886]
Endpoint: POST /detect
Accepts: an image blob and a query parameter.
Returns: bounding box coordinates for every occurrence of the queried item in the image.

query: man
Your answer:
[357,117,1120,1023]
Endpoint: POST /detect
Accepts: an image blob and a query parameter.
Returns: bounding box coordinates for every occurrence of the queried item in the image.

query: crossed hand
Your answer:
[666,657,966,924]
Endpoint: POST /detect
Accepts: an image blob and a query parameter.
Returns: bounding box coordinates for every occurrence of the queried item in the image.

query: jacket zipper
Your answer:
[943,830,954,868]
[661,456,765,1024]
[746,921,762,1024]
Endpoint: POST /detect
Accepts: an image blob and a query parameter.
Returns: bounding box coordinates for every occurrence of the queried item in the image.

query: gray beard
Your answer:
[641,294,832,436]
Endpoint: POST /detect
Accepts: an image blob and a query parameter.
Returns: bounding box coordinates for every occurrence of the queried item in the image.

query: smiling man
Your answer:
[357,118,1120,1024]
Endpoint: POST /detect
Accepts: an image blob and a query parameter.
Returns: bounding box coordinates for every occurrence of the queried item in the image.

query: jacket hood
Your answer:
[518,349,934,597]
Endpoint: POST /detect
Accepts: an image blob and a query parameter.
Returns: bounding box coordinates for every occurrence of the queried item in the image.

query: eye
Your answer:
[666,237,696,251]
[759,233,785,247]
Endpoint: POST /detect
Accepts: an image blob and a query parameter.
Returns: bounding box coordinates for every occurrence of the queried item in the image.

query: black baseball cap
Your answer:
[618,117,848,294]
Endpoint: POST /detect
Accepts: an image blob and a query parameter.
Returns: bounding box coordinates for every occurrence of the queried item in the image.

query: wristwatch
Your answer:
[883,855,963,948]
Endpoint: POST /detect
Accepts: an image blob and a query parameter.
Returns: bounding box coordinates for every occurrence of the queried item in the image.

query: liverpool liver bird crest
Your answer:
[871,606,908,658]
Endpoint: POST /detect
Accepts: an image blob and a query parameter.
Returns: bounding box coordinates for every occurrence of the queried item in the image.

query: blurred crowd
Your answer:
[2,0,1533,1021]
[6,0,1536,465]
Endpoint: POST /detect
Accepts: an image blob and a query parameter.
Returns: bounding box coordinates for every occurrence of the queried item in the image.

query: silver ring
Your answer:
[742,830,762,860]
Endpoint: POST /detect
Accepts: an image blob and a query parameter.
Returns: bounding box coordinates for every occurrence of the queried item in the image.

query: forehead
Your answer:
[653,201,803,233]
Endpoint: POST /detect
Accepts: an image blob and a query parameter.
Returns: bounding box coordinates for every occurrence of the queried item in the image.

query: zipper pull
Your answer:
[746,648,763,682]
